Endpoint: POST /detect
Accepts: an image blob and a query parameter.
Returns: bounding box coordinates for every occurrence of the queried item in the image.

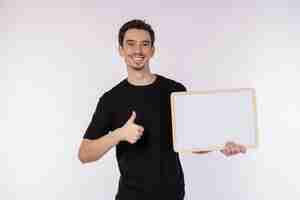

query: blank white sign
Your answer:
[171,88,258,153]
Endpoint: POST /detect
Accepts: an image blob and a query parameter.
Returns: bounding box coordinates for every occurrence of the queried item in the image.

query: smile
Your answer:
[132,56,144,62]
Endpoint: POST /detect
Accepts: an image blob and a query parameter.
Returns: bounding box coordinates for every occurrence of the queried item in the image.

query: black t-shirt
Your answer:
[84,74,187,200]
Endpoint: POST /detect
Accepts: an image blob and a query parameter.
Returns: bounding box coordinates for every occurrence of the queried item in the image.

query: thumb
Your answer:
[127,111,136,124]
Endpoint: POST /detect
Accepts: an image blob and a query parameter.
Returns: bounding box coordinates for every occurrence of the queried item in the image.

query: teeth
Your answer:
[133,57,144,61]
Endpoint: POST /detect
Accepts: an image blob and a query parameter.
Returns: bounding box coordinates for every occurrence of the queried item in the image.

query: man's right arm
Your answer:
[78,111,144,164]
[78,128,123,163]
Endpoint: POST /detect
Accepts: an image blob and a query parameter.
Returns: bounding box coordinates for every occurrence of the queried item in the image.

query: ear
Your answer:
[119,46,124,57]
[150,46,155,57]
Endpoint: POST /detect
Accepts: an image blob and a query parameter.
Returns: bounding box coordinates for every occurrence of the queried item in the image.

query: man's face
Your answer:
[119,29,155,71]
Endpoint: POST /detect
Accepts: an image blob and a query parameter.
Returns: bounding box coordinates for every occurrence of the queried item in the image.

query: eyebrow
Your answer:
[125,39,151,44]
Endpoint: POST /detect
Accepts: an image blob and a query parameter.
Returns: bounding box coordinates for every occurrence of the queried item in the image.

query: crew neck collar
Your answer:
[126,74,160,88]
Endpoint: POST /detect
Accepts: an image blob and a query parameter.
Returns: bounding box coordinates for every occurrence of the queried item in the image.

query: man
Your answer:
[78,19,246,200]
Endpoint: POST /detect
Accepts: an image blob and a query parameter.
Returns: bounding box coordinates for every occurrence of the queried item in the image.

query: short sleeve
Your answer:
[83,93,112,140]
[177,83,187,92]
[173,82,187,93]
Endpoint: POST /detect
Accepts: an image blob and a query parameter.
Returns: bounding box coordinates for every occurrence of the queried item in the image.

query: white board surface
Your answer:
[171,88,258,153]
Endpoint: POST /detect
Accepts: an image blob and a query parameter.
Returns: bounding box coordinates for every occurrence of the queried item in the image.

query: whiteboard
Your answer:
[170,88,258,153]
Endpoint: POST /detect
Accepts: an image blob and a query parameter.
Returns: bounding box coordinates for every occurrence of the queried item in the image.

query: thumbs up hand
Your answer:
[118,111,144,144]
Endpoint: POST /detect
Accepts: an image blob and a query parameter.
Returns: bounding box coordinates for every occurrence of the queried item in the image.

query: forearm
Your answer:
[78,128,122,163]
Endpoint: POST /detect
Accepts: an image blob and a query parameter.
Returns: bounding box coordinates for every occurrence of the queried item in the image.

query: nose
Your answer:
[134,44,142,53]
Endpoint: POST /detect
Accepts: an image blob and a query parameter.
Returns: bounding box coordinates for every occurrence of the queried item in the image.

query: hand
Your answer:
[118,111,144,144]
[220,141,247,156]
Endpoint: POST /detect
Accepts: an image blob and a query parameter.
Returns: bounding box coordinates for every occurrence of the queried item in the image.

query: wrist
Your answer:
[111,128,124,143]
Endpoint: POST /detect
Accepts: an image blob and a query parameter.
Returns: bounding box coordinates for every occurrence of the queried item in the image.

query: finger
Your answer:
[134,125,144,133]
[129,138,137,144]
[233,146,240,154]
[227,146,234,155]
[226,142,239,155]
[128,139,135,144]
[221,148,230,156]
[239,145,246,153]
[127,111,136,124]
[135,135,142,141]
[224,142,232,151]
[225,141,235,147]
[138,126,144,133]
[230,144,243,154]
[242,146,247,153]
[224,150,231,156]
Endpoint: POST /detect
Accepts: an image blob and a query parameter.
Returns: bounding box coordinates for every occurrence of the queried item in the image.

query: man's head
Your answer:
[118,19,155,71]
[118,19,155,47]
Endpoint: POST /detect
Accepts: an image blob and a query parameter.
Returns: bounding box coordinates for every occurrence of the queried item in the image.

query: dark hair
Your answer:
[118,19,155,47]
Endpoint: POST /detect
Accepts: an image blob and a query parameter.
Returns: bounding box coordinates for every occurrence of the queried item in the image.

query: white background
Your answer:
[1,0,300,199]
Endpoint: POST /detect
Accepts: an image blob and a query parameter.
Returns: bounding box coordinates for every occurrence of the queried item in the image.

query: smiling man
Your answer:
[78,19,246,200]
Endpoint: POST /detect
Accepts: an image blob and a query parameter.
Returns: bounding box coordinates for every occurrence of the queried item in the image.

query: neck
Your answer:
[126,65,156,86]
